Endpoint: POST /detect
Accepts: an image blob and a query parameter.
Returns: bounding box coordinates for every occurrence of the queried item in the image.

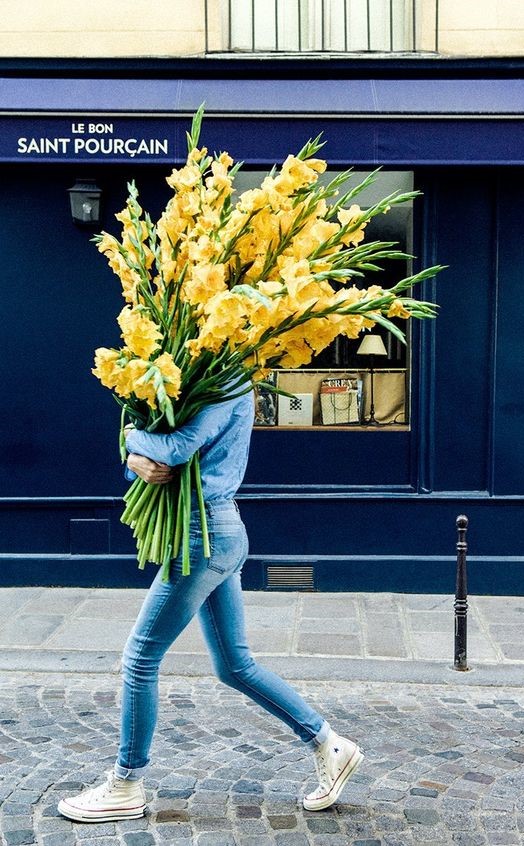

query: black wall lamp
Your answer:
[67,178,102,226]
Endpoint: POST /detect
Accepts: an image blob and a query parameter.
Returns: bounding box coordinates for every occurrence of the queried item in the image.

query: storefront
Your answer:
[1,59,523,592]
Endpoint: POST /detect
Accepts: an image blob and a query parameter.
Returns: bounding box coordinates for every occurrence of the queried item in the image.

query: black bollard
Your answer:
[453,515,469,671]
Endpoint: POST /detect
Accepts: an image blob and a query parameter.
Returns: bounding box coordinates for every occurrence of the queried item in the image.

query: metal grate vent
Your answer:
[265,565,315,591]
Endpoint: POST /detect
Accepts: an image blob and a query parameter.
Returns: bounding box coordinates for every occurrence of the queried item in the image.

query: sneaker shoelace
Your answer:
[311,746,330,796]
[80,771,117,802]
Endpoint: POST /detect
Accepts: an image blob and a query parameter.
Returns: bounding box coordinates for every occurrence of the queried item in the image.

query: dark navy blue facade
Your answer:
[1,60,523,592]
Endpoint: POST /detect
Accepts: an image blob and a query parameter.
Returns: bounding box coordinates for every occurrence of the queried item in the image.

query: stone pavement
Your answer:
[1,589,524,846]
[0,589,523,684]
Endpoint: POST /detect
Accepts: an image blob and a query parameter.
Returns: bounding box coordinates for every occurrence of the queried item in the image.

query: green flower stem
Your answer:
[137,537,149,570]
[119,405,127,462]
[124,482,143,510]
[193,451,210,559]
[122,479,152,523]
[160,541,173,582]
[160,484,175,582]
[173,477,184,560]
[181,461,192,576]
[123,475,141,504]
[136,529,148,571]
[125,479,159,524]
[141,499,159,566]
[120,486,146,526]
[150,486,166,564]
[133,486,161,538]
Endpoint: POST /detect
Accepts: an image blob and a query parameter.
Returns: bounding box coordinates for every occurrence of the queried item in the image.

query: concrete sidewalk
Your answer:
[0,588,522,685]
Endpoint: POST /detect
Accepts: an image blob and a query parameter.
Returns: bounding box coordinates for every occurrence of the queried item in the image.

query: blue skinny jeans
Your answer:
[115,498,329,779]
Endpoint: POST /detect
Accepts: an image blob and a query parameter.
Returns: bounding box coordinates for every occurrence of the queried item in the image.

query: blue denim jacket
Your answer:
[124,389,255,501]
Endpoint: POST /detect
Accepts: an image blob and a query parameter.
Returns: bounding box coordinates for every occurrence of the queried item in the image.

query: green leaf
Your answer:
[296,134,326,160]
[187,103,206,152]
[366,313,407,344]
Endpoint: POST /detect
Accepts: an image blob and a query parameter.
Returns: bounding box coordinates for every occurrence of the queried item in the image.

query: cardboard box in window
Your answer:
[277,393,314,426]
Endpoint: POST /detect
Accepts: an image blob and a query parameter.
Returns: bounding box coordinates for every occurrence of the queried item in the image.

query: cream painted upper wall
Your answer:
[438,0,524,55]
[0,0,523,58]
[0,0,206,57]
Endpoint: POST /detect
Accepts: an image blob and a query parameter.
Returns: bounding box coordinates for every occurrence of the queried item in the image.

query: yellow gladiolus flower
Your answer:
[310,219,340,247]
[342,314,367,338]
[278,258,313,297]
[250,207,280,245]
[115,207,144,234]
[186,290,259,357]
[188,146,208,163]
[166,163,202,192]
[97,233,142,304]
[92,348,122,389]
[195,205,222,235]
[280,154,326,192]
[154,352,182,400]
[236,188,269,213]
[183,263,227,307]
[160,259,177,285]
[304,157,327,174]
[205,159,233,195]
[387,299,411,319]
[185,330,223,359]
[97,231,121,256]
[187,235,220,265]
[126,359,157,408]
[117,306,162,359]
[158,204,189,245]
[92,347,140,398]
[257,280,284,297]
[361,285,384,300]
[218,151,233,168]
[112,357,142,398]
[338,204,368,247]
[302,317,340,356]
[279,338,314,369]
[202,290,248,325]
[178,190,201,219]
[333,285,363,308]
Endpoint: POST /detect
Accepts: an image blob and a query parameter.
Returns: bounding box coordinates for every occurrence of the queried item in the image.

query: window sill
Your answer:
[254,424,410,431]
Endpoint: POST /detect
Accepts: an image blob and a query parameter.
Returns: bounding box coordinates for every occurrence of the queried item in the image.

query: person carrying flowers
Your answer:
[57,108,442,822]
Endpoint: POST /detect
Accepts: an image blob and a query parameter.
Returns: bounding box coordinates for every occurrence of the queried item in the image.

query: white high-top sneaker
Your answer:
[57,770,147,822]
[303,729,364,811]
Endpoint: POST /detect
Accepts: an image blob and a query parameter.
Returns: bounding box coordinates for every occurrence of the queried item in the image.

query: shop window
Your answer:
[207,0,437,53]
[231,169,415,430]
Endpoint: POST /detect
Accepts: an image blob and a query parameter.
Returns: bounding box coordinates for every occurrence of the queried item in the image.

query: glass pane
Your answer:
[232,169,414,430]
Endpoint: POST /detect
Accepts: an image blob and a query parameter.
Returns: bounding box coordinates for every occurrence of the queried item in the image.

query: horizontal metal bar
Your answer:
[1,111,523,120]
[1,552,523,563]
[0,497,123,506]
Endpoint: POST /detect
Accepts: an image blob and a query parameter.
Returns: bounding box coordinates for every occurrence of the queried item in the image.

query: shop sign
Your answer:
[0,117,176,162]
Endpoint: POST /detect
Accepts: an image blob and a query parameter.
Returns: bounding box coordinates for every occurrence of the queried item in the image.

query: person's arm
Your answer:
[123,426,176,484]
[124,452,175,484]
[125,403,228,467]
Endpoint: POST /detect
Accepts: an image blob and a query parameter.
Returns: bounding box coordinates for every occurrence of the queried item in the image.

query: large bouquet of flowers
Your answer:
[92,107,442,580]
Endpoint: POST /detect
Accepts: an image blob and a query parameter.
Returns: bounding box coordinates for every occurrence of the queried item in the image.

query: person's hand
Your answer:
[124,424,135,439]
[127,453,175,485]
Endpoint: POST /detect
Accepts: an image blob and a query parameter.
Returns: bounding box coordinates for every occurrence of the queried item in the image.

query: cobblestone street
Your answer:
[2,672,524,846]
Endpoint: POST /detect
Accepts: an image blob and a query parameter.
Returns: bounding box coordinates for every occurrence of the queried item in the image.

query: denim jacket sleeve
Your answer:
[124,464,138,481]
[124,403,227,467]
